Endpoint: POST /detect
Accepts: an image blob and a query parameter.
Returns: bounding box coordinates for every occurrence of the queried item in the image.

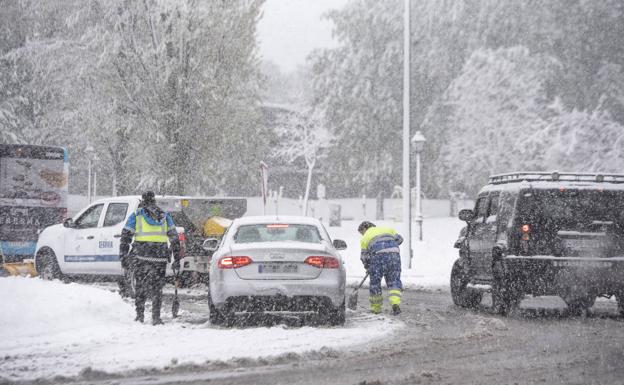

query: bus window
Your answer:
[103,203,129,227]
[74,204,104,229]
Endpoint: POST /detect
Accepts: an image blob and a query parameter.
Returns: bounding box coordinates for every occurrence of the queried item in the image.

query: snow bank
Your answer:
[0,277,402,381]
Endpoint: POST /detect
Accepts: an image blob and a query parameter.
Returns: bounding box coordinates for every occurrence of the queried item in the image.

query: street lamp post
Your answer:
[411,131,426,241]
[402,0,412,269]
[85,145,95,203]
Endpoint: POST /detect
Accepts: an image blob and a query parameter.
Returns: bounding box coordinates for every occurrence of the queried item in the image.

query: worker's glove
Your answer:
[172,259,181,272]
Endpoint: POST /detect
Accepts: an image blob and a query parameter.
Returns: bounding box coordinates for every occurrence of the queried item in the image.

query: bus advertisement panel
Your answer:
[0,145,69,261]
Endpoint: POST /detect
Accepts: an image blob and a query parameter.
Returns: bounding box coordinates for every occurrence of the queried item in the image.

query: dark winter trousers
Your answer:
[134,259,167,321]
[368,252,403,313]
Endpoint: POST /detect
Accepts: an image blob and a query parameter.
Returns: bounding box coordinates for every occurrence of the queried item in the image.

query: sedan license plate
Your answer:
[258,263,299,274]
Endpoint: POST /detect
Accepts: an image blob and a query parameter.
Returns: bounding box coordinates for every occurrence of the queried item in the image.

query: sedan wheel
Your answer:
[208,293,226,325]
[321,300,345,326]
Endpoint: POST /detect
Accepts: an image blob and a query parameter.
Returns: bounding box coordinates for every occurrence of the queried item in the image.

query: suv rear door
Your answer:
[469,192,500,279]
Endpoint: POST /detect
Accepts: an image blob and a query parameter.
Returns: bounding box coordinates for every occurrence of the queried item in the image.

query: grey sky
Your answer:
[257,0,348,73]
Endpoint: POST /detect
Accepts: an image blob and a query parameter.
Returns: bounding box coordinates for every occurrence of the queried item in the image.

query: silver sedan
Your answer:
[206,215,347,326]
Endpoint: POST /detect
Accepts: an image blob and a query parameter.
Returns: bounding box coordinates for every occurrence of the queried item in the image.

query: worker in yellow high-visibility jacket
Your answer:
[358,221,403,315]
[120,191,180,325]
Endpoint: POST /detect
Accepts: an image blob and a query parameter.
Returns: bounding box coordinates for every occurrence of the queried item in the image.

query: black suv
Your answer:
[452,172,624,315]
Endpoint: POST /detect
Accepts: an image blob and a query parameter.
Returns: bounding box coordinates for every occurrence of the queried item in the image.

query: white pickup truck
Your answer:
[34,196,192,284]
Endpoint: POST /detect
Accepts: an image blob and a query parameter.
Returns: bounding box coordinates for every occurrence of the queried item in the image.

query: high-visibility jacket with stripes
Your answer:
[360,226,403,267]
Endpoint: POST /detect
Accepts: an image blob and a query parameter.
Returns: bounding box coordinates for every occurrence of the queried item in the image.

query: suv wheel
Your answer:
[492,260,522,316]
[616,292,624,317]
[450,259,482,308]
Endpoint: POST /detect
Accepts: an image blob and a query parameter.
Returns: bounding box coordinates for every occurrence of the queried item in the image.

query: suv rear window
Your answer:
[518,189,624,231]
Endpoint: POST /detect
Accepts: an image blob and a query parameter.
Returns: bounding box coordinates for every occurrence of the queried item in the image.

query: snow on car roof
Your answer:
[234,215,321,226]
[479,180,624,194]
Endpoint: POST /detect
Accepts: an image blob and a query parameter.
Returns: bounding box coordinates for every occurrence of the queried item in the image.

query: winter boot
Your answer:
[134,313,144,323]
[391,304,401,315]
[152,318,164,326]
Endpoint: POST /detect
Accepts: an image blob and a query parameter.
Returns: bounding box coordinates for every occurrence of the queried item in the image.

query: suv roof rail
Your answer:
[488,171,624,185]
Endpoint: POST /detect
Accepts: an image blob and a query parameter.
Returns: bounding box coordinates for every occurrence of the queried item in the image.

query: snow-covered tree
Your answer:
[538,104,624,173]
[274,108,332,215]
[310,0,402,208]
[428,46,559,194]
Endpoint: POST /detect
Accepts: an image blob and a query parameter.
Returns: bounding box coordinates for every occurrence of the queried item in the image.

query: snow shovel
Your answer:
[172,268,180,318]
[347,273,369,310]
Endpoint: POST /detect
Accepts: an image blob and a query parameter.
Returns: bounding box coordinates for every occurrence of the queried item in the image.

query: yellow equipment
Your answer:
[1,244,38,277]
[203,216,232,238]
[1,259,37,277]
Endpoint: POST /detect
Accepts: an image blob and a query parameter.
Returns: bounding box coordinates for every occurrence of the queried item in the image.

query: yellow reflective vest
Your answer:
[134,213,168,243]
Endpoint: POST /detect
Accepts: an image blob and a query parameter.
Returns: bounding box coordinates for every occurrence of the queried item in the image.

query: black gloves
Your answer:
[172,259,180,271]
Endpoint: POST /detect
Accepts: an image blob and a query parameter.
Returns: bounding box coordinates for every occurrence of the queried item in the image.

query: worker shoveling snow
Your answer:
[0,277,402,382]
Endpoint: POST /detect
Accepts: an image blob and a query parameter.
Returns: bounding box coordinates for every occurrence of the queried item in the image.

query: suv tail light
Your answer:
[521,224,530,241]
[305,256,340,269]
[218,256,252,269]
[520,224,531,254]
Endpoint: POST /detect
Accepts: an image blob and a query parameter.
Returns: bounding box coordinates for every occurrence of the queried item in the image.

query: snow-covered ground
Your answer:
[0,217,462,381]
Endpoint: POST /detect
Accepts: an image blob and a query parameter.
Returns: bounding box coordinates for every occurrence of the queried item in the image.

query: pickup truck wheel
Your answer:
[118,269,137,298]
[39,250,62,281]
[450,259,482,308]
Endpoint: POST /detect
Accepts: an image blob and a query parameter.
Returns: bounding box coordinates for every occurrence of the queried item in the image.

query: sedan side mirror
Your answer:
[63,218,74,228]
[458,209,475,223]
[202,238,220,252]
[333,239,347,250]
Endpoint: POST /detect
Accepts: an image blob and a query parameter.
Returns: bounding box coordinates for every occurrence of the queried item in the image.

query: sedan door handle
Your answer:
[114,234,122,238]
[86,235,95,240]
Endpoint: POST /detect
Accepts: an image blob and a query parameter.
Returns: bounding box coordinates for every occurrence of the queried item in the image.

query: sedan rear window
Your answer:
[233,224,322,243]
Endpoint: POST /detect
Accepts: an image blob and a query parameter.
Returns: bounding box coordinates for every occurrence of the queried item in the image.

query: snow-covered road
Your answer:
[0,217,463,382]
[0,277,403,381]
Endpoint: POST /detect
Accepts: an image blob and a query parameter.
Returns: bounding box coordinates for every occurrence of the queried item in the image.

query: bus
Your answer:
[0,144,69,262]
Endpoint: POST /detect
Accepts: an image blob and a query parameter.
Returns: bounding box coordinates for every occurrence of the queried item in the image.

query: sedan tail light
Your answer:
[177,232,186,258]
[305,256,340,269]
[218,256,252,269]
